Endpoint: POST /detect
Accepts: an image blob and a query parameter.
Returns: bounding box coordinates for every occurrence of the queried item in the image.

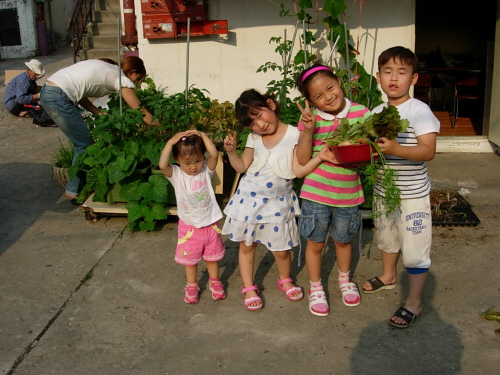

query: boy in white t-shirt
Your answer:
[159,130,226,304]
[362,46,440,328]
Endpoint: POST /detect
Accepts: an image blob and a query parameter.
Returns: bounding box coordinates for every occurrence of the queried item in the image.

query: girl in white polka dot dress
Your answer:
[222,89,336,310]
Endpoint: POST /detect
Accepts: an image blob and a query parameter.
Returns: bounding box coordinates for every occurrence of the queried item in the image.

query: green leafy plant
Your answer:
[324,105,409,146]
[70,79,239,230]
[52,138,74,168]
[322,105,410,217]
[256,0,383,127]
[361,152,402,218]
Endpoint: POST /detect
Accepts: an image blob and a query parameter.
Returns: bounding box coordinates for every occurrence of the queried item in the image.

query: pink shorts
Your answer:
[175,219,225,266]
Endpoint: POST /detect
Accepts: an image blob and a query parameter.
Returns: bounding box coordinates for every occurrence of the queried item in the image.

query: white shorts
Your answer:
[374,195,432,269]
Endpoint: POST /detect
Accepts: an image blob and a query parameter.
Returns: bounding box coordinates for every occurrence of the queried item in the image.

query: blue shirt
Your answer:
[3,71,38,111]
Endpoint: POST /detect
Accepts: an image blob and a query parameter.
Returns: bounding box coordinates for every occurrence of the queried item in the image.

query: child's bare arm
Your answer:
[378,133,437,161]
[159,132,190,177]
[193,131,218,171]
[223,130,254,173]
[293,145,337,178]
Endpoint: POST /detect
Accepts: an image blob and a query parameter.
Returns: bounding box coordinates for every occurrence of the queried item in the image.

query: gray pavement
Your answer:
[1,49,500,374]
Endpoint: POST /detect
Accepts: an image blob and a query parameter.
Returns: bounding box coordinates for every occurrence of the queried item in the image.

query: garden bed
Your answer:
[430,189,480,226]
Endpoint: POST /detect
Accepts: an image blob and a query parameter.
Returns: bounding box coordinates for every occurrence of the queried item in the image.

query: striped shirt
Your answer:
[298,99,371,207]
[372,99,440,199]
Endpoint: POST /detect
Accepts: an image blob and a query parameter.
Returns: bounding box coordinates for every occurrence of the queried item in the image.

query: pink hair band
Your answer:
[302,66,332,82]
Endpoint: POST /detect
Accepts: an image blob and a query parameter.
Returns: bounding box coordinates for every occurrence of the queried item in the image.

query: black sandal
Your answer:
[389,306,418,328]
[362,276,396,294]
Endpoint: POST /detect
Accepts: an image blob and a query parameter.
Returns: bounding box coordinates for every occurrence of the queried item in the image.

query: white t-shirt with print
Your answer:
[167,162,222,228]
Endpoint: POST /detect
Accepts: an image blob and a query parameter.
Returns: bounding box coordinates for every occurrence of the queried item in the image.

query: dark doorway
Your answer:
[0,8,22,46]
[415,0,496,136]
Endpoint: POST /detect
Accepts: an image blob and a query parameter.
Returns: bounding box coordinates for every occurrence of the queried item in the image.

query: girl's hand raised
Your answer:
[168,130,193,145]
[223,129,238,153]
[296,100,316,131]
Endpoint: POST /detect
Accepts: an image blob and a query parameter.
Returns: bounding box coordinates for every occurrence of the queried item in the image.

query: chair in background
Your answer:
[452,73,480,128]
[414,72,432,106]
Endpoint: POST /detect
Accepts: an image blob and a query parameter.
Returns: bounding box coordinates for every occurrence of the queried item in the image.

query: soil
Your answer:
[430,188,481,225]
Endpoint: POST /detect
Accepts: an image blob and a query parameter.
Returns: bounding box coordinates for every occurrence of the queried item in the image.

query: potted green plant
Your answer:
[323,105,410,217]
[70,78,239,231]
[52,138,74,189]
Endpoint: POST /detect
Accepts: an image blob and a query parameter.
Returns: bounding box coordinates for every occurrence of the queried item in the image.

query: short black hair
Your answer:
[172,134,206,158]
[378,46,419,74]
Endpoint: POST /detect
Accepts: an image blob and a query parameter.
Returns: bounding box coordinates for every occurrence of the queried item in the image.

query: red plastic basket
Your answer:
[329,143,380,164]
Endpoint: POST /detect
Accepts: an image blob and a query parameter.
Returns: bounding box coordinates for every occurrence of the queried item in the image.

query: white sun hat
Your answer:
[25,59,45,76]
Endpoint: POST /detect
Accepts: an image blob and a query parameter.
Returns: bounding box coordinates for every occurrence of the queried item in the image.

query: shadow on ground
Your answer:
[0,162,72,255]
[350,271,462,374]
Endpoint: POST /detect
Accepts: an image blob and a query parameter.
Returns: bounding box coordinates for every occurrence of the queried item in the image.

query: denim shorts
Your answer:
[299,199,361,244]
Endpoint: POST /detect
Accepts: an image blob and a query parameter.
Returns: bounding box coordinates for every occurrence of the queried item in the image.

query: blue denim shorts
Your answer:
[299,199,361,244]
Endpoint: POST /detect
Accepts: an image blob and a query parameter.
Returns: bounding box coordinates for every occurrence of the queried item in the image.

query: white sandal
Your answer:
[340,282,361,307]
[308,290,329,316]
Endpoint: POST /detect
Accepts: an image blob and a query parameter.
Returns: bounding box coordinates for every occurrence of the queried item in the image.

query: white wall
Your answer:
[0,0,38,58]
[136,0,415,102]
[47,0,75,48]
[487,0,500,147]
[0,0,72,58]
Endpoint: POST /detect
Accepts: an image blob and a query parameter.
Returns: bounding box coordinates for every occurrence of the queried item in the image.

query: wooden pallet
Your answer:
[82,193,178,220]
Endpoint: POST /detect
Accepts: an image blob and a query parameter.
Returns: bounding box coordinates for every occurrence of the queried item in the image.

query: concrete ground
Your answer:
[1,50,499,375]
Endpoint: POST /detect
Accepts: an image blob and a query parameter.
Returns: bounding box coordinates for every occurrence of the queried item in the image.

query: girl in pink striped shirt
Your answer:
[295,61,371,317]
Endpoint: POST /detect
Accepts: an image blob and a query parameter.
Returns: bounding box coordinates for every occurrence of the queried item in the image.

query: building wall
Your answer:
[487,0,500,146]
[48,0,75,48]
[0,0,72,58]
[136,0,415,103]
[0,0,38,58]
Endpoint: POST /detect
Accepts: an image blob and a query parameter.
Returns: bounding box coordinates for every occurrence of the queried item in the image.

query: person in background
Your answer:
[361,46,440,328]
[3,59,55,127]
[40,56,159,204]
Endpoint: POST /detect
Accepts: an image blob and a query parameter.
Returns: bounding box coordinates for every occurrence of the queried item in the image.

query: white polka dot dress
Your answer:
[222,163,301,251]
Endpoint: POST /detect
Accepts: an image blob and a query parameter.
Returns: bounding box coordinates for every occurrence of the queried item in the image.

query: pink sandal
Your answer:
[241,285,263,311]
[308,289,329,316]
[184,283,200,304]
[209,278,226,301]
[277,277,304,301]
[340,281,361,307]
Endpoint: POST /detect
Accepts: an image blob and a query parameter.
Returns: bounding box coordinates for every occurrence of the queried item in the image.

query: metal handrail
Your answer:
[66,0,96,63]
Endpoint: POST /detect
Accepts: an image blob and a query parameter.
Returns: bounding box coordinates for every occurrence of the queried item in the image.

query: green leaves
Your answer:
[323,0,347,19]
[324,118,370,146]
[365,105,410,140]
[120,173,169,231]
[125,199,167,231]
[73,80,235,231]
[360,143,402,219]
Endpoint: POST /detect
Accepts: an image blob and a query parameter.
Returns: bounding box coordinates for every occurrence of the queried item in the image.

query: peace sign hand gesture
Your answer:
[296,100,316,131]
[223,129,238,154]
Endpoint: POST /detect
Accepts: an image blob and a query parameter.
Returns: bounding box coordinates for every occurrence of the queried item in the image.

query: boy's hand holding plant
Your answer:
[376,137,400,155]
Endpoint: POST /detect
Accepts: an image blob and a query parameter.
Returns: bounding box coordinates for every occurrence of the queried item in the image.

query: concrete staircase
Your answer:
[81,0,121,61]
